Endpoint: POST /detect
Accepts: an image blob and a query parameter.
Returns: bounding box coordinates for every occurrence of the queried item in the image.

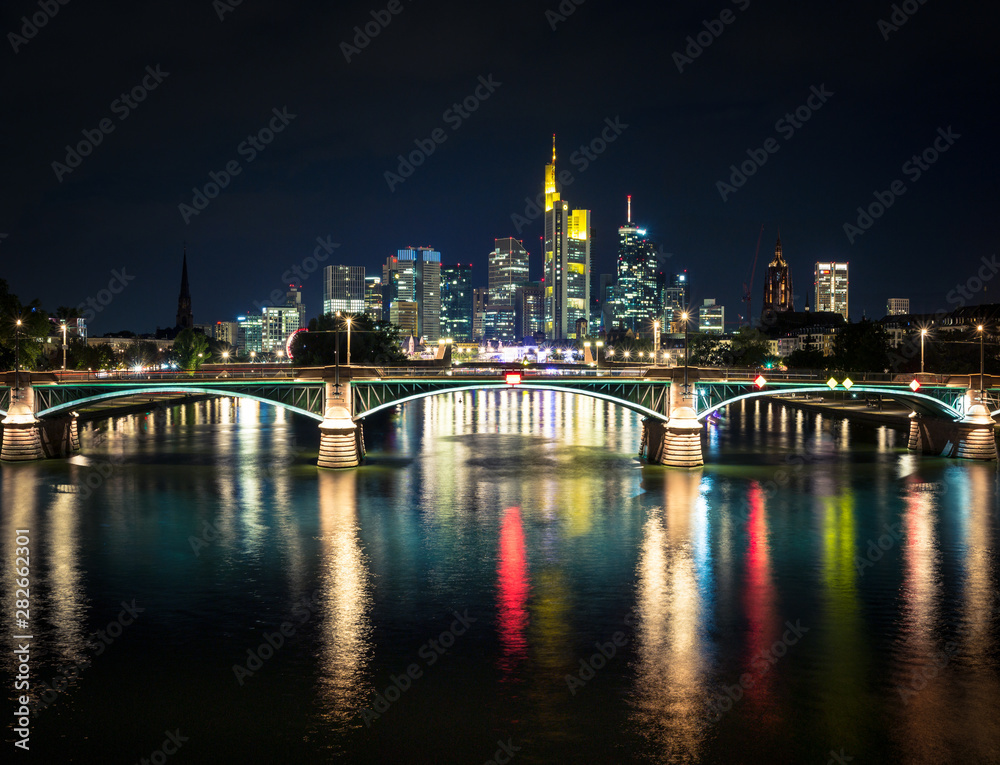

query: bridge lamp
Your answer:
[346,316,352,366]
[222,351,229,363]
[60,319,68,372]
[250,351,256,363]
[681,311,690,391]
[920,328,928,374]
[14,319,22,391]
[754,375,767,389]
[978,324,986,397]
[623,350,631,360]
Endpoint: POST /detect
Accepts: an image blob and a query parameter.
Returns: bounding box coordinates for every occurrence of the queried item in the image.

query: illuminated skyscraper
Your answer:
[762,235,794,315]
[543,137,590,339]
[441,264,473,341]
[364,276,382,320]
[386,247,441,342]
[323,264,365,316]
[488,238,529,306]
[815,261,848,320]
[615,196,658,334]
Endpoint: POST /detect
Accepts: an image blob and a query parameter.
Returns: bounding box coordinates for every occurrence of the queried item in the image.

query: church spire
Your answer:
[176,244,193,330]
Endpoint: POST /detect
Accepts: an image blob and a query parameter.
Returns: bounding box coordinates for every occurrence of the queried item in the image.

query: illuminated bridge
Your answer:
[0,367,996,467]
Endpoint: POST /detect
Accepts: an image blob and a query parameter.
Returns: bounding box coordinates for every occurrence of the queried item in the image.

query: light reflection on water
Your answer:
[2,392,999,763]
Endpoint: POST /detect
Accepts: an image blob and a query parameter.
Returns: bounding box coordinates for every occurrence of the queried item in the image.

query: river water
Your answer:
[2,391,999,764]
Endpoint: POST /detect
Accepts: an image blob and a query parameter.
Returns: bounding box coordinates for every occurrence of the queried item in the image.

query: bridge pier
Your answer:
[1,380,43,462]
[642,368,704,468]
[906,394,997,461]
[317,381,362,469]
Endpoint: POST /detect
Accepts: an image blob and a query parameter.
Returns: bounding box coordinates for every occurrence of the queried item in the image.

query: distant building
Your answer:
[364,276,382,320]
[887,297,909,316]
[698,299,725,334]
[489,238,529,306]
[237,313,263,355]
[615,196,658,335]
[762,235,794,316]
[389,300,418,339]
[214,321,238,345]
[815,261,848,320]
[393,247,441,342]
[663,271,687,318]
[473,287,488,341]
[323,264,365,316]
[515,282,545,340]
[441,264,473,341]
[599,273,616,332]
[484,306,517,342]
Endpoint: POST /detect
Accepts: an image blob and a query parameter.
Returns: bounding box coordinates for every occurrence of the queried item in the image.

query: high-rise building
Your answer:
[441,264,473,342]
[236,313,263,355]
[323,265,365,316]
[262,304,303,352]
[762,235,794,315]
[364,276,382,320]
[599,273,616,332]
[484,307,517,342]
[394,247,441,342]
[285,285,306,328]
[815,261,848,319]
[214,321,238,346]
[176,246,193,330]
[515,282,545,340]
[886,298,909,316]
[698,299,725,334]
[390,301,418,338]
[615,196,658,335]
[543,137,590,339]
[473,287,488,341]
[488,238,529,306]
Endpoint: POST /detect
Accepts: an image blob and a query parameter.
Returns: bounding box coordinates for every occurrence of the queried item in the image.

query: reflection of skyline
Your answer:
[497,506,529,679]
[741,482,778,720]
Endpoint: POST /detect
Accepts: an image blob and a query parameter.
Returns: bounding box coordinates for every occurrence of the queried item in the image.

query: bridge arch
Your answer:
[353,383,671,421]
[34,386,325,422]
[696,385,964,421]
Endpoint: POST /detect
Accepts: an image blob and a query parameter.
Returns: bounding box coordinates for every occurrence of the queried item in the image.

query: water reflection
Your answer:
[631,469,710,762]
[497,506,529,679]
[741,482,778,721]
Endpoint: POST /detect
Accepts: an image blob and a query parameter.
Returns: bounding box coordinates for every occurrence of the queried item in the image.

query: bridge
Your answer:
[1,366,996,467]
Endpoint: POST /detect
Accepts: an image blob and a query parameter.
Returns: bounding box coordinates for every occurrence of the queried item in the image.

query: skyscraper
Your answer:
[615,196,657,334]
[441,264,473,341]
[473,287,488,341]
[364,276,383,320]
[515,282,545,340]
[543,137,590,339]
[815,261,848,319]
[762,235,794,315]
[323,264,365,316]
[488,238,529,306]
[698,299,725,334]
[176,246,193,330]
[395,247,441,342]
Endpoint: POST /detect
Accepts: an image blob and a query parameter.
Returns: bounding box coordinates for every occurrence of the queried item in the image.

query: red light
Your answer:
[505,372,522,385]
[754,375,767,389]
[909,379,920,392]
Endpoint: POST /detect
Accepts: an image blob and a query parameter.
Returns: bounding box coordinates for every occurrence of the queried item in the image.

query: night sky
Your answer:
[2,0,998,335]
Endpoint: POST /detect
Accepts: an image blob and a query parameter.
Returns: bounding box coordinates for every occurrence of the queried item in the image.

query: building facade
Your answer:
[698,299,725,334]
[488,238,529,306]
[441,264,473,342]
[394,247,441,342]
[886,297,909,316]
[815,261,849,319]
[364,276,383,320]
[614,196,658,335]
[323,264,365,316]
[762,236,794,315]
[473,287,488,342]
[515,282,545,340]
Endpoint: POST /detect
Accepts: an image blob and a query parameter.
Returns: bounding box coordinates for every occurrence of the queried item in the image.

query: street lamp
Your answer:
[14,318,22,399]
[60,320,68,372]
[681,310,690,391]
[653,320,661,367]
[345,315,352,366]
[920,328,927,374]
[249,350,256,364]
[222,350,229,363]
[978,324,985,398]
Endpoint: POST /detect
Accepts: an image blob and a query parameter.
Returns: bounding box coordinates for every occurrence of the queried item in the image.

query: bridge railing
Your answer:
[373,366,653,378]
[41,369,297,383]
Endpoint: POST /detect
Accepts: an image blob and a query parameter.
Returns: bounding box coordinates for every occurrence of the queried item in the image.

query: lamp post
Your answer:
[250,350,256,364]
[654,320,661,367]
[681,310,690,392]
[978,324,985,398]
[61,320,68,372]
[222,350,229,364]
[14,318,22,399]
[920,328,927,374]
[346,316,352,366]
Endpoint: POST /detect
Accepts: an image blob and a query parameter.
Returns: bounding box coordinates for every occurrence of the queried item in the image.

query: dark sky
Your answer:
[2,0,998,334]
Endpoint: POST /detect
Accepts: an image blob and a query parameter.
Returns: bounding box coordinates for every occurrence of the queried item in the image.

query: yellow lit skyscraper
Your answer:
[543,137,590,339]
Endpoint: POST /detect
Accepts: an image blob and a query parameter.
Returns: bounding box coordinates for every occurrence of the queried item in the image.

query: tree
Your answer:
[173,328,210,372]
[0,279,50,370]
[831,319,891,374]
[687,333,722,365]
[289,313,406,367]
[785,347,828,370]
[726,327,771,367]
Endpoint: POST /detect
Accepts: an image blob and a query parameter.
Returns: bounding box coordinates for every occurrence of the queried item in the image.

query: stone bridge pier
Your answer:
[643,368,704,468]
[1,375,80,462]
[317,375,365,469]
[907,389,998,460]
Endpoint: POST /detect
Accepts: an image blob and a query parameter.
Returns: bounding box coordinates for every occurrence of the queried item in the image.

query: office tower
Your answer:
[489,238,529,306]
[615,196,658,334]
[393,247,441,342]
[484,307,517,342]
[473,287,488,341]
[214,321,238,345]
[285,285,306,329]
[815,261,849,319]
[515,282,545,340]
[262,304,303,352]
[663,272,687,313]
[364,276,382,320]
[176,246,193,330]
[698,299,725,334]
[236,313,263,355]
[762,235,794,314]
[390,301,418,338]
[599,273,615,331]
[323,264,365,316]
[441,264,473,342]
[886,298,909,316]
[543,137,590,339]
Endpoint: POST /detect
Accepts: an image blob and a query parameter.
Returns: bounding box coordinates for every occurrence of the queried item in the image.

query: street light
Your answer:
[653,320,661,367]
[681,310,690,391]
[222,350,229,363]
[14,318,22,399]
[250,350,256,364]
[60,320,68,372]
[978,324,985,398]
[345,315,352,366]
[920,328,927,374]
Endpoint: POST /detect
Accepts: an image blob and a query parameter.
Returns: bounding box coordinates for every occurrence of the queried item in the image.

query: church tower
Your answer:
[176,246,193,330]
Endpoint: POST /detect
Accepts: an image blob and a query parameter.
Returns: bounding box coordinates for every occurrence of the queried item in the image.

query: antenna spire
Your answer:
[551,133,556,164]
[627,195,632,223]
